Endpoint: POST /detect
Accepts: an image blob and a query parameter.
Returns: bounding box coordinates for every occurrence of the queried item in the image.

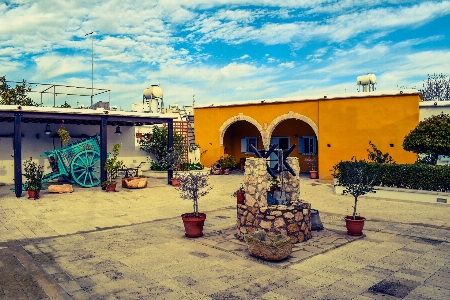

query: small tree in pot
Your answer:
[178,171,212,237]
[332,158,381,236]
[101,143,123,192]
[23,157,44,200]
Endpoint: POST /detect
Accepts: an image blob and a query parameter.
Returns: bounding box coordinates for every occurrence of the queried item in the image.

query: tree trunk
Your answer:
[352,197,358,219]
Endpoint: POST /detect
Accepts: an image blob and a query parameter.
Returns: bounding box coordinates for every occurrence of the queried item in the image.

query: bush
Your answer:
[138,125,186,170]
[334,160,450,192]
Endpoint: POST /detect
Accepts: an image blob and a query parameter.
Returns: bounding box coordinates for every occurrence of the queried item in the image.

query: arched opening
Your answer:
[270,119,317,173]
[223,120,262,169]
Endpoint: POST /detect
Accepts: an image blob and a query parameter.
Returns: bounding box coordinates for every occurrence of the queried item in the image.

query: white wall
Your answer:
[0,123,149,184]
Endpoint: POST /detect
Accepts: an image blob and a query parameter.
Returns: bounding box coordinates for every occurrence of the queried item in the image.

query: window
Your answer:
[241,137,257,154]
[299,136,317,155]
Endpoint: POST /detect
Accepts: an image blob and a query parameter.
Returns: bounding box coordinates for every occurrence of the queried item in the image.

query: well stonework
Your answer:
[237,157,312,243]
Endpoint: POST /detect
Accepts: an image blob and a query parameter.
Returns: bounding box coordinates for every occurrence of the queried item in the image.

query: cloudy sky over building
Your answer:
[1,0,450,110]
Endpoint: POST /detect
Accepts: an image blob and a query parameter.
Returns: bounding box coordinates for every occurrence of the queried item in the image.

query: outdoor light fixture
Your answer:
[44,123,52,135]
[115,125,122,135]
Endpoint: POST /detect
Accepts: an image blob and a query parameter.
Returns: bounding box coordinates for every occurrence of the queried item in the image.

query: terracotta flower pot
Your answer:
[28,189,40,200]
[181,213,206,238]
[344,216,366,236]
[223,168,230,175]
[310,170,318,179]
[172,177,180,187]
[105,182,117,192]
[236,191,245,205]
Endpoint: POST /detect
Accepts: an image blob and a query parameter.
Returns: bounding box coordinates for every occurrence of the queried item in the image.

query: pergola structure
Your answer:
[0,105,177,197]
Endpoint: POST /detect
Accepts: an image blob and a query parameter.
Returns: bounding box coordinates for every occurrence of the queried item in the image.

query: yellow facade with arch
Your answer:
[194,90,421,180]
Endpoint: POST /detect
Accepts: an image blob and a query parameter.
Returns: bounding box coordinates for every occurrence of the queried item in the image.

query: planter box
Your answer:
[122,176,148,189]
[334,180,449,204]
[142,169,209,179]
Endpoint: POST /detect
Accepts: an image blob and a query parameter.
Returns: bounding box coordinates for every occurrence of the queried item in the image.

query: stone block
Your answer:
[270,211,282,217]
[260,220,272,230]
[274,217,286,228]
[48,184,73,193]
[247,213,255,223]
[287,223,299,233]
[284,212,294,219]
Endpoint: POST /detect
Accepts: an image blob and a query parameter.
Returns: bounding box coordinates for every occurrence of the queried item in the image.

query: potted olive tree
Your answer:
[162,148,185,186]
[23,157,44,200]
[178,171,212,237]
[333,158,380,236]
[304,156,318,179]
[101,143,123,192]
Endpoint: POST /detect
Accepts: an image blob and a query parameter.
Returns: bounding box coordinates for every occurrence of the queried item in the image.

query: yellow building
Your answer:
[194,90,421,180]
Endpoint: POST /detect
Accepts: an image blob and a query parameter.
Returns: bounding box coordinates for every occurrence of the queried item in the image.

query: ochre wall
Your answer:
[194,93,420,180]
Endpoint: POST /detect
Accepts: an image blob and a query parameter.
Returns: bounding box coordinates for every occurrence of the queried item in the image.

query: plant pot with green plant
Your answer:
[304,156,318,179]
[101,143,123,192]
[178,171,212,238]
[333,158,380,236]
[57,124,71,147]
[233,183,246,205]
[269,177,281,195]
[23,157,44,200]
[162,148,185,186]
[218,155,237,174]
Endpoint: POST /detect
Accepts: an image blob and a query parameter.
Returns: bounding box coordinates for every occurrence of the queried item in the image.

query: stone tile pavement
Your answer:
[0,172,449,299]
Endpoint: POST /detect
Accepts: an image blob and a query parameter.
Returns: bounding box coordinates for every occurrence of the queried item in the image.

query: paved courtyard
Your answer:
[0,172,449,299]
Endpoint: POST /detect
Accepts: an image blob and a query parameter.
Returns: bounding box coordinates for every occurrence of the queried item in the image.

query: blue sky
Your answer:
[1,0,450,110]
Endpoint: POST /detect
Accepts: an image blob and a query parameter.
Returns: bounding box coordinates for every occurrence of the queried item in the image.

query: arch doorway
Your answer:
[270,118,317,173]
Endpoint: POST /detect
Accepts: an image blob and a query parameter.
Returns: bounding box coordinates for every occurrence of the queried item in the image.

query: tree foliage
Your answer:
[420,73,450,101]
[367,141,395,164]
[0,76,37,106]
[138,125,186,170]
[332,158,381,219]
[403,113,450,165]
[177,172,212,216]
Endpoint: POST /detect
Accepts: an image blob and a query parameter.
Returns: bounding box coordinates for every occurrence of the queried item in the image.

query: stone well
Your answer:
[236,157,312,243]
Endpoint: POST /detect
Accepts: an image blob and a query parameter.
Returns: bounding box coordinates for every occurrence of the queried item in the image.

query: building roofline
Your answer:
[195,89,421,109]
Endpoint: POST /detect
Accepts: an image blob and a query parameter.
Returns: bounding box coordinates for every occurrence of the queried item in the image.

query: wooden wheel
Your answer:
[70,150,101,187]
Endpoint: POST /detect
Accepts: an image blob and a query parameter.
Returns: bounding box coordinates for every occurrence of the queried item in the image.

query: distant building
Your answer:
[194,90,421,180]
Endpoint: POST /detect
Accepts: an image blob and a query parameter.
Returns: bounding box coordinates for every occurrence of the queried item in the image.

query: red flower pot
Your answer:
[236,191,245,204]
[344,216,366,236]
[172,177,180,187]
[28,189,40,200]
[310,170,318,179]
[181,213,206,238]
[105,182,117,192]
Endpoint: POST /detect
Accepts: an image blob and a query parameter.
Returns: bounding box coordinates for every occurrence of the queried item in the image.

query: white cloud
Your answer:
[34,54,88,79]
[278,62,295,68]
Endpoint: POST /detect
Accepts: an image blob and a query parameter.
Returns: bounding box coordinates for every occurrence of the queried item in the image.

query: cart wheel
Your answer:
[70,150,101,187]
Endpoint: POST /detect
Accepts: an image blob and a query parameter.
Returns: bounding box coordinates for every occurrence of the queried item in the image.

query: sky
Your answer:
[1,0,450,110]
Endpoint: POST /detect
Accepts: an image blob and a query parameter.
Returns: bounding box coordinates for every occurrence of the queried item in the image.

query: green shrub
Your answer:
[334,160,450,192]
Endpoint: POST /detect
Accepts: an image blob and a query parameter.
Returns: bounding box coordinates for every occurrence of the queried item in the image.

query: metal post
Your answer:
[14,113,22,197]
[100,116,108,189]
[167,119,174,185]
[85,31,94,107]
